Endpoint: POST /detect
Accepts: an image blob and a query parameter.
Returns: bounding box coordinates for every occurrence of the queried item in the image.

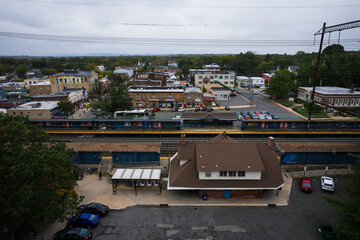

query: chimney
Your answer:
[268,136,275,149]
[181,134,186,145]
[350,84,354,93]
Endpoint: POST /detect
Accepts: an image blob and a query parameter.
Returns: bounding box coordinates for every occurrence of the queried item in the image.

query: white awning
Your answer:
[112,168,162,180]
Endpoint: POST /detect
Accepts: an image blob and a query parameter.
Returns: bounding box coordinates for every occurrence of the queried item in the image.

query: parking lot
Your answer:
[89,176,346,240]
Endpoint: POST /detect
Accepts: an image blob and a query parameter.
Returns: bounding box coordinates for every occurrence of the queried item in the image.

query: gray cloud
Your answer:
[0,0,359,55]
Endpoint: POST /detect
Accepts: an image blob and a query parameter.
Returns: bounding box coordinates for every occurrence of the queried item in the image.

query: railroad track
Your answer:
[52,136,360,143]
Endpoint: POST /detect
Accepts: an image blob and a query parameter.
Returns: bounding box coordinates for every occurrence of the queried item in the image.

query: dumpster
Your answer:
[316,222,336,240]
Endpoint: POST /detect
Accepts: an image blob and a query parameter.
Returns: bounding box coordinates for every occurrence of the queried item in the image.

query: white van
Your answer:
[211,102,216,107]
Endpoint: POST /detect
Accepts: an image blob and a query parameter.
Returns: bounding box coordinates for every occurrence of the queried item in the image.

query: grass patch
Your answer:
[280,100,293,107]
[293,106,330,118]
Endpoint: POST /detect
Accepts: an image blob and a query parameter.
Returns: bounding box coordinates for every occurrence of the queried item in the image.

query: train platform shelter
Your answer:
[111,168,162,194]
[182,112,237,127]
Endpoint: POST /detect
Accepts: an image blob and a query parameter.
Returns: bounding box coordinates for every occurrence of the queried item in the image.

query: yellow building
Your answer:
[50,70,98,92]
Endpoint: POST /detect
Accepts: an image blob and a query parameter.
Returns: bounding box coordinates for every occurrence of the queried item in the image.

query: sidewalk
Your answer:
[38,173,292,239]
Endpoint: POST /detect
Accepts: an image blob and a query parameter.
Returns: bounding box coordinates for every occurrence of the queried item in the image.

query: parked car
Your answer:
[201,106,207,111]
[252,90,259,95]
[316,222,336,240]
[259,115,265,120]
[243,115,251,119]
[76,170,84,180]
[78,203,109,216]
[321,176,335,192]
[207,107,213,112]
[241,111,247,116]
[152,108,160,112]
[271,114,280,119]
[251,114,259,119]
[225,106,231,111]
[211,102,216,107]
[178,107,186,112]
[300,177,312,193]
[230,92,236,97]
[52,227,92,240]
[265,115,273,120]
[236,90,241,94]
[195,107,201,112]
[67,213,100,228]
[170,107,178,112]
[237,115,243,121]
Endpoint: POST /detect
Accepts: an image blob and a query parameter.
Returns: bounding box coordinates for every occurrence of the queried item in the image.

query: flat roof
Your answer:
[129,89,183,93]
[66,142,160,152]
[11,101,59,110]
[299,86,360,95]
[112,168,162,180]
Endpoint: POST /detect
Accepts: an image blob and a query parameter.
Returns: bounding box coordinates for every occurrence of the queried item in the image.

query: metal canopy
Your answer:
[112,168,161,180]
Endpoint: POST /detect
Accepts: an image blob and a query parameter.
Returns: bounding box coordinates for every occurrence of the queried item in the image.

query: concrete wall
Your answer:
[289,168,353,178]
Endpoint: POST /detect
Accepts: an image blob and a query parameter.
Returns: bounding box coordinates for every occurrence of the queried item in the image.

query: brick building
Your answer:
[128,87,184,108]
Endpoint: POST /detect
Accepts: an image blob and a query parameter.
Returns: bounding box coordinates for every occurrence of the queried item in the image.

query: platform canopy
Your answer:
[112,168,161,181]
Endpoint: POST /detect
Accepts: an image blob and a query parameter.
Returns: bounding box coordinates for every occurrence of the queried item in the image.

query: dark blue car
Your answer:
[67,213,100,229]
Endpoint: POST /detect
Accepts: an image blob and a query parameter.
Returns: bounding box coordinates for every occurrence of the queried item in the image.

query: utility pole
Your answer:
[308,20,360,121]
[308,22,326,121]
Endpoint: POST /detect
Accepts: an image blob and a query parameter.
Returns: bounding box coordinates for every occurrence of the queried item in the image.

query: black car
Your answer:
[225,106,231,111]
[236,90,241,94]
[230,92,236,97]
[78,202,109,216]
[207,107,213,112]
[52,227,92,240]
[201,106,207,111]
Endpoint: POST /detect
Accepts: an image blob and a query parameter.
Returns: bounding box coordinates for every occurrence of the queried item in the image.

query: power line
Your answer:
[0,31,359,48]
[20,0,360,9]
[0,12,325,28]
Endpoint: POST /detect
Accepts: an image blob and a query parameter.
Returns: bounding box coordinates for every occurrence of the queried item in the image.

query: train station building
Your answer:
[167,133,284,199]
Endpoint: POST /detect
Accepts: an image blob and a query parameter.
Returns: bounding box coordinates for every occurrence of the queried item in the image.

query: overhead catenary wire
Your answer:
[0,31,359,48]
[20,0,360,9]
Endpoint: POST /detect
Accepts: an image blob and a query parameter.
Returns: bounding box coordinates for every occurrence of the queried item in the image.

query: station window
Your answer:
[329,99,333,105]
[335,99,339,105]
[356,99,360,106]
[238,171,245,177]
[340,99,344,105]
[351,99,355,105]
[220,171,227,177]
[205,171,211,177]
[229,171,236,177]
[344,99,349,105]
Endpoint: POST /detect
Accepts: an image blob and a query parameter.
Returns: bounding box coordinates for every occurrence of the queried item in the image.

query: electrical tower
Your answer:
[308,20,360,121]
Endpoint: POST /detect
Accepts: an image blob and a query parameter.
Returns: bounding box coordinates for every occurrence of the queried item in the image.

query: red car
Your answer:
[300,177,312,193]
[152,108,161,112]
[195,107,201,112]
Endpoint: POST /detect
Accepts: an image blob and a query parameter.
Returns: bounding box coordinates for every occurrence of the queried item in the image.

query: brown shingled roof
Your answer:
[65,142,160,152]
[277,143,360,153]
[169,135,284,190]
[196,143,265,171]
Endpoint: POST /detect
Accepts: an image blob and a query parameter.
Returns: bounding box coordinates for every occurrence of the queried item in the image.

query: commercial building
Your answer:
[297,86,360,110]
[24,78,50,89]
[29,82,52,97]
[7,101,59,119]
[128,87,184,108]
[194,71,236,92]
[250,77,265,87]
[168,134,284,199]
[31,89,85,110]
[114,67,134,76]
[211,87,230,100]
[50,70,98,93]
[237,76,250,87]
[184,87,203,108]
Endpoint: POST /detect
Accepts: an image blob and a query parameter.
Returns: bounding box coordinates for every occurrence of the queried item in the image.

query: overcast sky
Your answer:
[0,0,359,56]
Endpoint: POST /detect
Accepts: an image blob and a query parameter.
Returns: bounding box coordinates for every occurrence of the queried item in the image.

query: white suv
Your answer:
[321,176,335,192]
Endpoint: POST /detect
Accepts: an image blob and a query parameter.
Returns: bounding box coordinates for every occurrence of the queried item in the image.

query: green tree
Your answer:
[15,64,29,79]
[90,73,132,115]
[323,157,360,240]
[0,115,83,240]
[266,69,296,99]
[57,101,75,117]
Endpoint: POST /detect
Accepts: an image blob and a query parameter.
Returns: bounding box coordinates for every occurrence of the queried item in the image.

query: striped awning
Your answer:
[112,168,161,180]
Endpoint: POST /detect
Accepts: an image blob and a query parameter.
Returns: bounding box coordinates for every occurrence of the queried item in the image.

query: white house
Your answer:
[250,77,265,87]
